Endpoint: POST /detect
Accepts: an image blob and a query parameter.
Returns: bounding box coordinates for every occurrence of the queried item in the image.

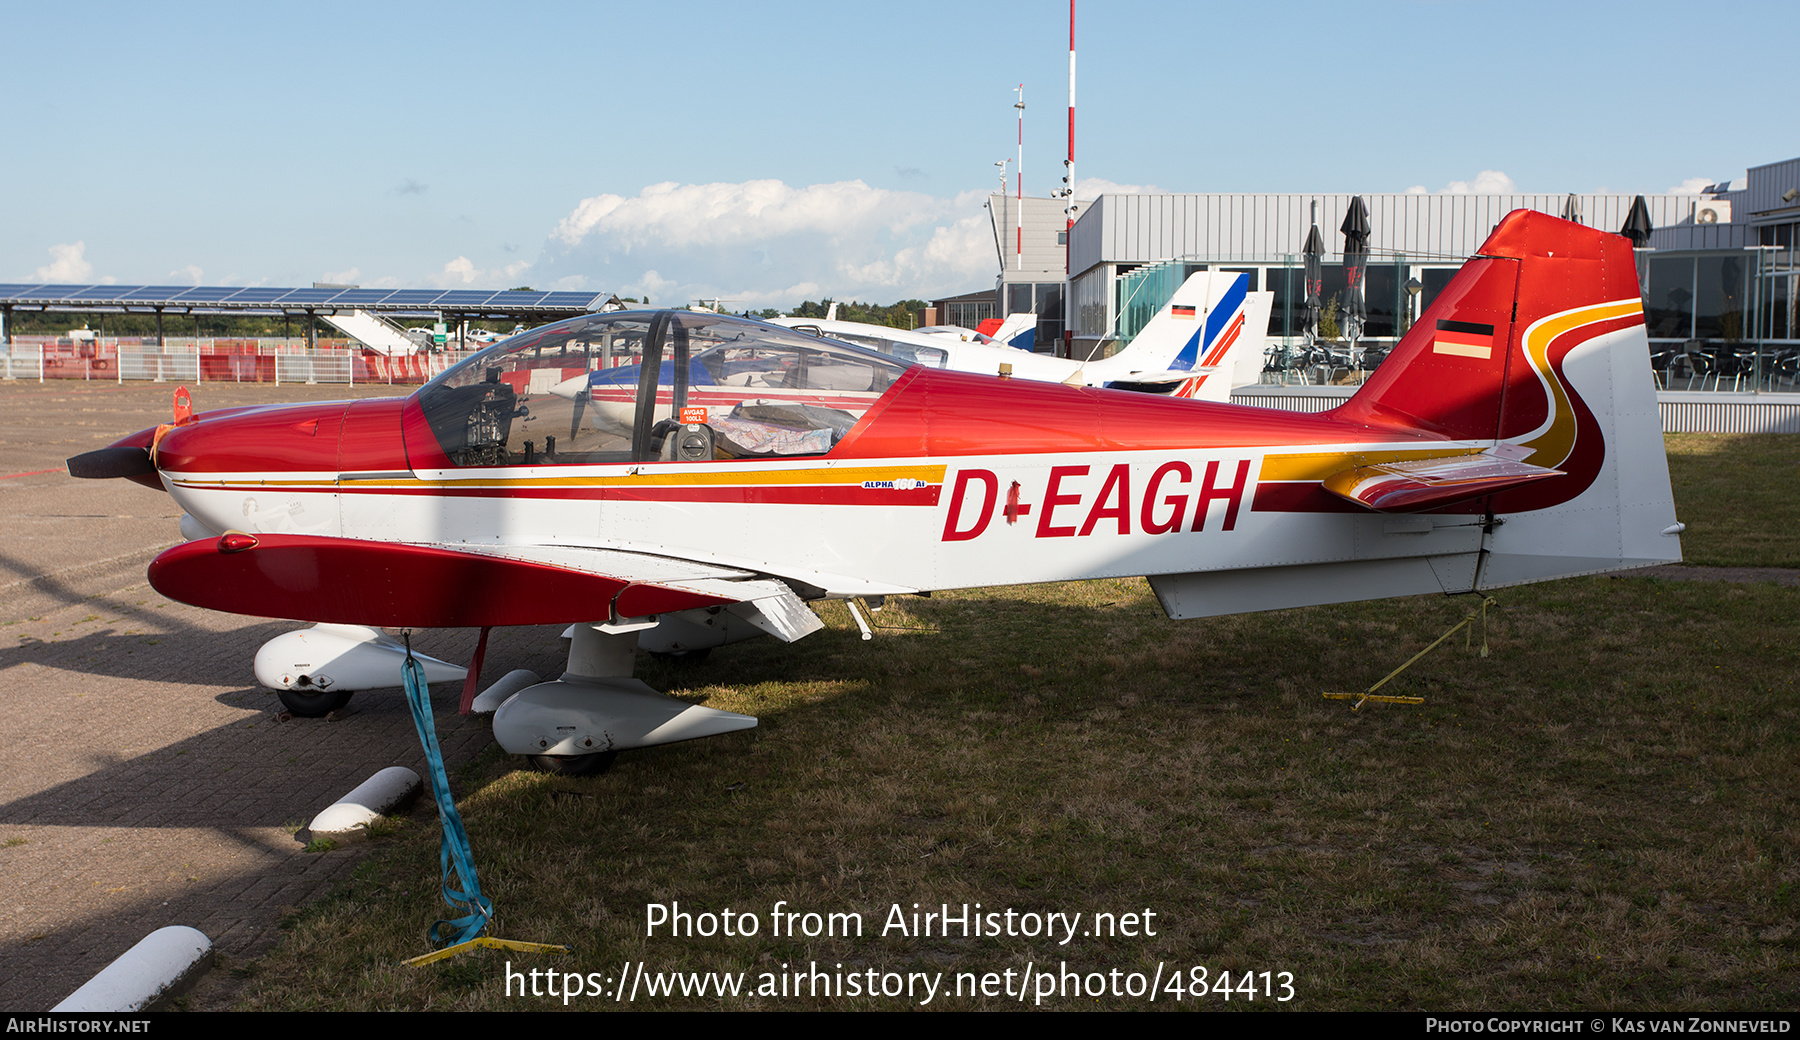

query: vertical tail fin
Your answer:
[986,312,1038,350]
[1097,271,1271,400]
[1337,209,1679,583]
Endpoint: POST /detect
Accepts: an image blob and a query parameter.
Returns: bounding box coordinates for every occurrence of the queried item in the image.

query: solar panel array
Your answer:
[0,283,611,315]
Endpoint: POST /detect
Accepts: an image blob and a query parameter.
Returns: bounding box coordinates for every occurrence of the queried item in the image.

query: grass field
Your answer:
[1665,433,1800,567]
[229,435,1799,1011]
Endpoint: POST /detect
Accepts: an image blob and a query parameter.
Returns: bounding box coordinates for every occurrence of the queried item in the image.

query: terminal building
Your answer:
[1638,156,1800,389]
[1059,191,1695,362]
[976,154,1800,397]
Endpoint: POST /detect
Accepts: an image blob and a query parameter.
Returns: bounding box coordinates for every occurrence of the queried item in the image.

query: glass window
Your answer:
[945,298,996,328]
[1694,255,1746,342]
[1033,284,1064,353]
[1221,267,1258,291]
[1420,268,1459,315]
[1072,268,1110,339]
[1362,262,1398,339]
[1766,273,1793,341]
[413,312,910,467]
[1266,264,1299,337]
[1646,257,1695,340]
[417,315,653,467]
[816,328,949,368]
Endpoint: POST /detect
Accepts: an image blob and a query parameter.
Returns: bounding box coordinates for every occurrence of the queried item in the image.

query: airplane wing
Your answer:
[147,534,824,640]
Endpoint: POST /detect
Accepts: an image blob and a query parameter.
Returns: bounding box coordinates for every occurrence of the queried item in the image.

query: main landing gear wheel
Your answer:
[529,751,618,777]
[277,686,353,717]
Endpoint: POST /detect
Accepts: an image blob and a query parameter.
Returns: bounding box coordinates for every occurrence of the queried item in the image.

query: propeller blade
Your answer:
[66,446,156,480]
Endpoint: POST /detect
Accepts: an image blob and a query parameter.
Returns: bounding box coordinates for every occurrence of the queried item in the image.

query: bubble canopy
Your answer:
[413,310,912,467]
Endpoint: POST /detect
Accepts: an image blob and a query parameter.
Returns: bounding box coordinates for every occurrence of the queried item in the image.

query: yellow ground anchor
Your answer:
[405,937,570,967]
[1324,596,1495,711]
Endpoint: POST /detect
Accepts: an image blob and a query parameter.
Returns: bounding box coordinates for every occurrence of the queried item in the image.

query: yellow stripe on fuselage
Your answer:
[171,463,948,492]
[1258,447,1486,484]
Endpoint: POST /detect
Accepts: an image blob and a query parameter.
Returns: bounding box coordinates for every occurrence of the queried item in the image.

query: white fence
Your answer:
[1,344,41,381]
[0,343,480,385]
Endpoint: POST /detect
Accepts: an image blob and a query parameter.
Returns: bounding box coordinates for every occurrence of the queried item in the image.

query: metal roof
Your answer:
[0,283,614,317]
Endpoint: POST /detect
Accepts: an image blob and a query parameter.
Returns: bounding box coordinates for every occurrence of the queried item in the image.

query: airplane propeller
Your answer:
[66,445,155,480]
[64,386,192,487]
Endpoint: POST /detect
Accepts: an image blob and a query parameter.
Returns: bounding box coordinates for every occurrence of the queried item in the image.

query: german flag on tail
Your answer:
[1432,319,1495,359]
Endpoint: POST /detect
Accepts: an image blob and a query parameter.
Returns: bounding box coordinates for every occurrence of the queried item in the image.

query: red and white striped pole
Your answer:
[1064,1,1076,356]
[1066,0,1076,247]
[1014,84,1025,271]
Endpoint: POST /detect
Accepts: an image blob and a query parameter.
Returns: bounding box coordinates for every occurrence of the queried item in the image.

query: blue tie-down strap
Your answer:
[402,648,494,946]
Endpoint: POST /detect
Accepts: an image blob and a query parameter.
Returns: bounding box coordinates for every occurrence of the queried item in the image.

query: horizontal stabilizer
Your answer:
[1104,368,1193,386]
[1323,451,1565,513]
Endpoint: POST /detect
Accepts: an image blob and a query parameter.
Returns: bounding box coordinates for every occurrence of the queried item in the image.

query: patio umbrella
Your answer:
[1302,221,1325,346]
[1340,196,1370,350]
[1620,195,1653,247]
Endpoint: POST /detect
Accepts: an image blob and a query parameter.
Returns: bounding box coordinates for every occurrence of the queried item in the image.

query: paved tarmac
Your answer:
[0,379,566,1010]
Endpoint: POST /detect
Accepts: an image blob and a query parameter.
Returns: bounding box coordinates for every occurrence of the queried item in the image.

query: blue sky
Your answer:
[4,0,1792,308]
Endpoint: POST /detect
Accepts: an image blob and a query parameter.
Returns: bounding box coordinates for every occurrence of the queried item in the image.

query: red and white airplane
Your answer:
[70,212,1681,775]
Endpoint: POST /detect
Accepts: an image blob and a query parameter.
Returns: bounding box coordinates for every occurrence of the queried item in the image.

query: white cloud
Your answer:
[34,242,95,282]
[1443,170,1516,194]
[536,178,994,308]
[1074,176,1165,200]
[440,257,476,284]
[1667,177,1712,194]
[1404,171,1518,194]
[552,179,942,250]
[422,256,533,289]
[167,264,203,285]
[636,270,678,304]
[319,257,533,292]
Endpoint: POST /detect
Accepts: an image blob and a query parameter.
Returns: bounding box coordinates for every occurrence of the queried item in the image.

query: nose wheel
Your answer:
[277,686,353,717]
[529,751,618,777]
[256,624,466,718]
